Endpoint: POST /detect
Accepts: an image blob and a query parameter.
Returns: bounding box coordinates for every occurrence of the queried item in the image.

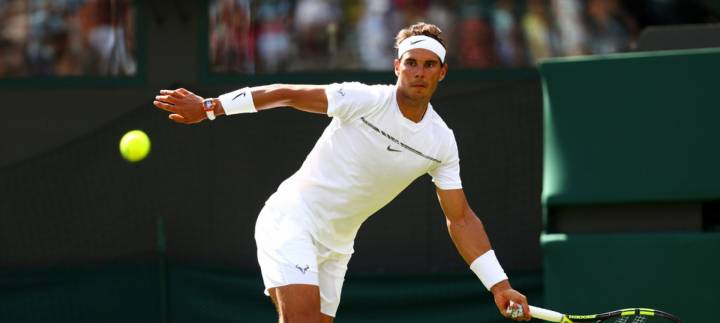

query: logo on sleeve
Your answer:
[337,87,345,96]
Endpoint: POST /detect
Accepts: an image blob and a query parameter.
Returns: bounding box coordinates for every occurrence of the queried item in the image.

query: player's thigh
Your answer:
[321,313,333,323]
[269,284,331,322]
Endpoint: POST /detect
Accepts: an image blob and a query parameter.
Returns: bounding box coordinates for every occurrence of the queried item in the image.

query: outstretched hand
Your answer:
[153,88,206,124]
[492,281,531,321]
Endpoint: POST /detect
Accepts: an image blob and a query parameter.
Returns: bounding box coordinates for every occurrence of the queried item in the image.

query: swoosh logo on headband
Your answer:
[410,39,425,45]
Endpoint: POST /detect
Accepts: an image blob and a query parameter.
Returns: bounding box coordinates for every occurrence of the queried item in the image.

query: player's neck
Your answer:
[396,90,429,123]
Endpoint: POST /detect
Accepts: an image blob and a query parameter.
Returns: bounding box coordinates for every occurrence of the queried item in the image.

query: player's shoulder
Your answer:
[332,81,394,93]
[426,109,459,158]
[426,106,456,139]
[325,82,396,120]
[329,82,394,102]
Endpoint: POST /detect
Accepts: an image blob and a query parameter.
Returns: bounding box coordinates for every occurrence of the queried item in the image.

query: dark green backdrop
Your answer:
[540,47,720,323]
[0,75,543,322]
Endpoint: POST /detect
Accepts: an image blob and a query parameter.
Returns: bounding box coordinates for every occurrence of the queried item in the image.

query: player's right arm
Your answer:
[236,84,328,114]
[153,85,328,124]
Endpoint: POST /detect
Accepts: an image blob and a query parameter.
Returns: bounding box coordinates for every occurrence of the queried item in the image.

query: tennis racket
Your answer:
[523,305,683,323]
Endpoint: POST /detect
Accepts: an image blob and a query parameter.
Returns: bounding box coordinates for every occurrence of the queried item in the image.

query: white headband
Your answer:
[397,35,446,63]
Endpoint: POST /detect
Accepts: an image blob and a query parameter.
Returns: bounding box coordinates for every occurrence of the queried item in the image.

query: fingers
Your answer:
[176,88,192,96]
[504,299,530,322]
[505,300,520,320]
[522,301,531,321]
[169,114,187,123]
[155,88,200,125]
[169,114,201,125]
[159,89,184,98]
[513,299,530,322]
[153,100,176,113]
[155,94,179,104]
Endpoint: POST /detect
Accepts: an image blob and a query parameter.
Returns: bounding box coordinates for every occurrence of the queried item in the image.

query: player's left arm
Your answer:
[436,187,531,321]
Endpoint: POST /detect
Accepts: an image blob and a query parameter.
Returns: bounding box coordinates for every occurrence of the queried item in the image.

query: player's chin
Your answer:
[410,87,431,98]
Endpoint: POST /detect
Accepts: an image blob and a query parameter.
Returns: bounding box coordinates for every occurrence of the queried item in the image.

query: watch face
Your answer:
[203,99,213,111]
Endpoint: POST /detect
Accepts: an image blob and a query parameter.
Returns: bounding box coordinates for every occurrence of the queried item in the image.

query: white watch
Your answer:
[202,98,216,120]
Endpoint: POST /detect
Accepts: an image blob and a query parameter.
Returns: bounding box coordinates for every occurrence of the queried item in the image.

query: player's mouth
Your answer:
[410,83,427,88]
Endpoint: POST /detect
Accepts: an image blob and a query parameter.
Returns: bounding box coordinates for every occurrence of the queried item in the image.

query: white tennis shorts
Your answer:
[254,203,352,317]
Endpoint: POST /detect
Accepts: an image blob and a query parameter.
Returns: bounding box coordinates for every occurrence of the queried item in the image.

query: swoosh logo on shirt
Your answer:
[232,92,246,100]
[387,145,401,152]
[360,117,442,163]
[338,87,345,96]
[410,39,425,45]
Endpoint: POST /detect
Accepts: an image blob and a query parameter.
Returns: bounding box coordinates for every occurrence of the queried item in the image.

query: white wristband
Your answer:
[470,250,508,291]
[218,87,257,115]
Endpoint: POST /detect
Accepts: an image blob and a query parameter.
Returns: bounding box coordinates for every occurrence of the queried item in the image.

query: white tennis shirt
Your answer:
[263,82,462,254]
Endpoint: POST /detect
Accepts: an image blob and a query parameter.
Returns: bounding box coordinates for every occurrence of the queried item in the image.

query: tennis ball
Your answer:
[119,130,151,162]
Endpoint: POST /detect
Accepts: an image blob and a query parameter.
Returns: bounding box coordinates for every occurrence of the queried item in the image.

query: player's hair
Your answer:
[395,22,446,49]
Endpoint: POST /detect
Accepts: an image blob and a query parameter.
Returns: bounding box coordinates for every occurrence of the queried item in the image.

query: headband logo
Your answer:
[398,35,446,63]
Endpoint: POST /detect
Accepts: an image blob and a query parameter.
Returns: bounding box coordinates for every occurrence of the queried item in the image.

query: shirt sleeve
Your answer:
[428,131,463,190]
[325,82,383,121]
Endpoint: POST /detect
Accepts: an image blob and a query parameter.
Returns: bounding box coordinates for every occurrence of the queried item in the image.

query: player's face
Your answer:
[394,48,447,100]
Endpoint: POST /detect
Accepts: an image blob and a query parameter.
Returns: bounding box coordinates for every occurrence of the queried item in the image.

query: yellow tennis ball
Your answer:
[119,130,151,162]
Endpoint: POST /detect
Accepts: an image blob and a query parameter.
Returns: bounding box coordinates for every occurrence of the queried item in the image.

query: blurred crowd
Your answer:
[0,0,136,77]
[210,0,718,73]
[1,0,715,77]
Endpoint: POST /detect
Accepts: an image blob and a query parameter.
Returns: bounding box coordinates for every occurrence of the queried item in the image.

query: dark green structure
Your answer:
[542,48,720,206]
[540,48,720,323]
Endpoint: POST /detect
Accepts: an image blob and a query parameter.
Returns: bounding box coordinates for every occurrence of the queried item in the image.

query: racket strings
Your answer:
[605,315,657,323]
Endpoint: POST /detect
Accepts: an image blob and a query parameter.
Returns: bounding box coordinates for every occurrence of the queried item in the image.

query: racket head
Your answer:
[566,308,682,323]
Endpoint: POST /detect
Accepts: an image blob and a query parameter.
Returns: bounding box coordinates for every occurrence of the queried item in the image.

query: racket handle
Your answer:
[529,305,564,322]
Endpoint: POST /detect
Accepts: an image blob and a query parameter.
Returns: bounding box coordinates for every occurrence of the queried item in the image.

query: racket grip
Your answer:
[529,305,564,322]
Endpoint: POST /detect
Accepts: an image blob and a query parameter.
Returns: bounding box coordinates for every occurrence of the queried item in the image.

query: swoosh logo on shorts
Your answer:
[387,145,401,152]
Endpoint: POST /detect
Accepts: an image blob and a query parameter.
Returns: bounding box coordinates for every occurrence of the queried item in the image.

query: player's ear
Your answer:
[394,59,400,77]
[439,63,448,81]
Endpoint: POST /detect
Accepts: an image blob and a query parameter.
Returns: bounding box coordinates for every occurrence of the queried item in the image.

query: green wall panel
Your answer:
[542,233,720,323]
[541,48,720,206]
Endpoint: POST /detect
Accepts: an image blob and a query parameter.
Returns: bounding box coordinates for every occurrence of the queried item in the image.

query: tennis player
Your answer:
[154,22,531,323]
